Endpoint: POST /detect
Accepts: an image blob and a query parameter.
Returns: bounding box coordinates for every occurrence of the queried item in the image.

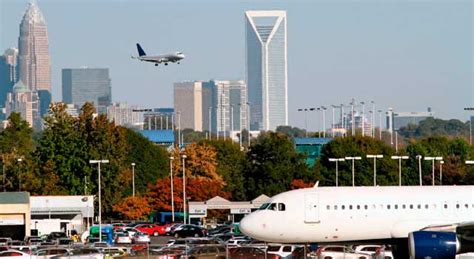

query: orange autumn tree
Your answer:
[290,179,314,189]
[147,177,231,212]
[170,142,221,182]
[113,196,152,220]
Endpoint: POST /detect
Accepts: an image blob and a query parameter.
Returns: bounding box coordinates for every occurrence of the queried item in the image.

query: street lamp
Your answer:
[439,161,444,185]
[366,154,383,186]
[17,158,22,192]
[169,157,175,222]
[391,156,409,186]
[131,163,136,197]
[424,157,443,186]
[297,108,309,137]
[328,158,345,187]
[378,110,383,140]
[345,156,362,187]
[416,155,423,186]
[360,102,365,137]
[89,159,109,243]
[321,106,327,138]
[181,154,187,224]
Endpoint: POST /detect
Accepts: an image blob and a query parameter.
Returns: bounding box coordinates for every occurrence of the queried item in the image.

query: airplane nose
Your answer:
[240,214,258,238]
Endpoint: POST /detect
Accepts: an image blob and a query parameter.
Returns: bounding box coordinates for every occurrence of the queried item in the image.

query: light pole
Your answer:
[439,161,444,185]
[464,107,473,145]
[345,156,362,187]
[331,105,337,138]
[351,99,355,136]
[297,108,308,137]
[321,106,327,138]
[176,111,181,147]
[371,101,375,137]
[181,154,187,224]
[17,158,22,192]
[89,159,109,243]
[328,158,345,187]
[391,156,409,186]
[378,110,383,140]
[360,101,365,137]
[416,155,423,186]
[169,157,175,222]
[424,157,443,186]
[367,154,383,186]
[131,163,136,197]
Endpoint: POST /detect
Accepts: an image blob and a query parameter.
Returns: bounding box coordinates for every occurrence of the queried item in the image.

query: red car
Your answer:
[134,224,167,236]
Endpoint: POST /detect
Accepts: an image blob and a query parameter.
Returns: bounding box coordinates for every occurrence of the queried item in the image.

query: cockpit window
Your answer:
[259,203,270,210]
[278,203,286,211]
[267,203,277,211]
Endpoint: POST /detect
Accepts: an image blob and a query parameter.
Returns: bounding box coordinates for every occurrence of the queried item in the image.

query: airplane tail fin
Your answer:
[136,43,146,56]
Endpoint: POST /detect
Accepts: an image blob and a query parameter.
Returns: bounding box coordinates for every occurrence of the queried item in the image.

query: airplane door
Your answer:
[304,193,320,223]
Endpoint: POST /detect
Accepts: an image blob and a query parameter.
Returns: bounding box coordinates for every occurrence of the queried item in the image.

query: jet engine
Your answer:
[408,231,458,259]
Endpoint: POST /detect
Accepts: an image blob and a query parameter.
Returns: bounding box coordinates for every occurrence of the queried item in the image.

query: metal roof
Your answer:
[139,130,174,143]
[294,137,332,145]
[0,192,29,204]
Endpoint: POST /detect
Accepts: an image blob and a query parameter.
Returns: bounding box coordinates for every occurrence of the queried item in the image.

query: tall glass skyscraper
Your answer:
[245,10,288,131]
[0,48,18,110]
[62,68,112,113]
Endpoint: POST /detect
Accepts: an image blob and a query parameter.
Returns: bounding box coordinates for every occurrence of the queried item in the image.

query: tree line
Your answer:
[2,102,473,220]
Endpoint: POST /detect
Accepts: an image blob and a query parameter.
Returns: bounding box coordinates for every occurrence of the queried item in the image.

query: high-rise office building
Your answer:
[245,10,288,131]
[387,108,434,131]
[5,80,39,127]
[62,68,112,113]
[0,48,19,111]
[208,80,247,135]
[174,81,204,131]
[18,2,51,92]
[107,102,141,127]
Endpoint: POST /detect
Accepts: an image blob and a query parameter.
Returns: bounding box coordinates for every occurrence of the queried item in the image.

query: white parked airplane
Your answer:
[132,43,185,66]
[240,186,474,259]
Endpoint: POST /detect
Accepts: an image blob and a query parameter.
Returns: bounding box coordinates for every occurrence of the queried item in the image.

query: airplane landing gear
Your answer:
[155,63,158,66]
[165,63,168,66]
[177,62,180,64]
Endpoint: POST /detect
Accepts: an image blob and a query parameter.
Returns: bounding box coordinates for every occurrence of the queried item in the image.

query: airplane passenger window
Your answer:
[356,205,360,210]
[334,205,338,210]
[402,205,406,209]
[410,205,413,209]
[327,205,330,210]
[465,204,469,209]
[387,205,390,209]
[278,203,286,211]
[364,205,368,210]
[349,205,353,210]
[425,204,428,209]
[444,204,448,209]
[342,205,345,210]
[395,205,398,209]
[456,204,460,209]
[417,204,421,209]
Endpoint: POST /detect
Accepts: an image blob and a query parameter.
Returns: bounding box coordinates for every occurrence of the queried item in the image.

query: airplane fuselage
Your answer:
[240,186,474,243]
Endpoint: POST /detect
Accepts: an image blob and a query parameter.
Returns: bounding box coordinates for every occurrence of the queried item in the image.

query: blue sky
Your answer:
[1,0,472,130]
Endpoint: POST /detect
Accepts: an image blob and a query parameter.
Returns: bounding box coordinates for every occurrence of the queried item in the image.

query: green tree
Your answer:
[244,132,311,198]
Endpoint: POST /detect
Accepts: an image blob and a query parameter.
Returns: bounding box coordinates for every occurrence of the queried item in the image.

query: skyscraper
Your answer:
[245,10,288,131]
[5,80,39,127]
[18,2,51,92]
[173,81,204,131]
[0,48,19,111]
[62,68,112,113]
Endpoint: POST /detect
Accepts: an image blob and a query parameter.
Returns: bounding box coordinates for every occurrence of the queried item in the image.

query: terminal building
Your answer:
[0,192,30,240]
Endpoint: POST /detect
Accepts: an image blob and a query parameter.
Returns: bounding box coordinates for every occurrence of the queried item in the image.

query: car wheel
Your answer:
[194,233,199,237]
[174,233,179,238]
[153,231,159,236]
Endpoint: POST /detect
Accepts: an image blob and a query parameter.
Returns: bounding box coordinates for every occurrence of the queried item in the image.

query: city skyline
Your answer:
[1,0,471,131]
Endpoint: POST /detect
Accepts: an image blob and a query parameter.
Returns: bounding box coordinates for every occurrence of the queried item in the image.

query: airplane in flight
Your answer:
[132,43,185,66]
[240,185,474,259]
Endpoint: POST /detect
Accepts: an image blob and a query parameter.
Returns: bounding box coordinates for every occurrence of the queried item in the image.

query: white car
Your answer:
[315,245,370,259]
[33,247,70,259]
[225,236,250,246]
[115,233,132,244]
[123,227,137,238]
[50,248,103,259]
[267,244,303,258]
[132,232,150,243]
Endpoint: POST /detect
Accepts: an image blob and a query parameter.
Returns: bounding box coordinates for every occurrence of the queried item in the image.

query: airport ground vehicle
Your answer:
[89,225,114,245]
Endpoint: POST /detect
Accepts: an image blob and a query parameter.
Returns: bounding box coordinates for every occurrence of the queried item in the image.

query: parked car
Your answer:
[123,227,138,238]
[208,225,232,236]
[115,233,132,244]
[225,236,251,246]
[229,246,279,259]
[132,232,151,243]
[46,232,67,243]
[0,238,12,246]
[112,222,127,231]
[33,247,70,259]
[166,223,183,235]
[134,223,167,236]
[151,246,187,258]
[267,244,303,258]
[0,249,30,259]
[172,225,207,238]
[50,248,103,259]
[315,245,368,259]
[180,245,227,259]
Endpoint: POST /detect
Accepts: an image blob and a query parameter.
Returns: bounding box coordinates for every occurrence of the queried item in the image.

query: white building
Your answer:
[106,102,141,127]
[245,10,288,131]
